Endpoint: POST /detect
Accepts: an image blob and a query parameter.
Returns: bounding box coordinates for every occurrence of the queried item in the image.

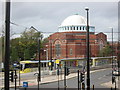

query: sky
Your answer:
[0,0,119,41]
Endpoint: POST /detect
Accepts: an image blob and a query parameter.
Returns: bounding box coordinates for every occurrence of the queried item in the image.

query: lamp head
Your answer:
[109,27,113,29]
[85,7,89,11]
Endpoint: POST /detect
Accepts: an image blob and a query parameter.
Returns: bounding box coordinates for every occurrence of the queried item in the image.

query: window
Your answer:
[83,27,84,30]
[80,27,81,30]
[67,27,69,30]
[70,48,73,55]
[55,44,61,56]
[73,27,75,30]
[76,27,78,30]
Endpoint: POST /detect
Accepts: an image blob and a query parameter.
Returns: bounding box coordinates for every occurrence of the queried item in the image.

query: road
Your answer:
[1,68,119,90]
[28,68,114,89]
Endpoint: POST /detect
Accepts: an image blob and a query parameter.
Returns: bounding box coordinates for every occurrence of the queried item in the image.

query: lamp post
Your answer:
[85,7,90,90]
[109,27,117,89]
[44,45,49,69]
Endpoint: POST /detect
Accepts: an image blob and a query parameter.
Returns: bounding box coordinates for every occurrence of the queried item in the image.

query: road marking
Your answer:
[98,75,106,80]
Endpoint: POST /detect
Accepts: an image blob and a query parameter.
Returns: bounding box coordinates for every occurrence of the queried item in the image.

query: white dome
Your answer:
[60,14,87,26]
[58,14,95,32]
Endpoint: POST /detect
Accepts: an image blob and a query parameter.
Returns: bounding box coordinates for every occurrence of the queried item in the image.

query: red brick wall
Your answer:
[47,32,107,59]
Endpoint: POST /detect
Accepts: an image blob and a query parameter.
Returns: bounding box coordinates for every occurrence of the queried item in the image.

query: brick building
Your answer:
[46,14,107,60]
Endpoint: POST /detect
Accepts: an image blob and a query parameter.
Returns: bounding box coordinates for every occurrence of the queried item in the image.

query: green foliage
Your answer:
[10,46,19,64]
[10,26,47,63]
[99,43,112,57]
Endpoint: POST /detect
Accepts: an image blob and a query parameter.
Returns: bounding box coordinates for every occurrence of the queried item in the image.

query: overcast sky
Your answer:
[0,1,119,41]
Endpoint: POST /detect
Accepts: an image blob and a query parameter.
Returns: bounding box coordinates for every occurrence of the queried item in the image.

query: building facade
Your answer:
[46,14,107,60]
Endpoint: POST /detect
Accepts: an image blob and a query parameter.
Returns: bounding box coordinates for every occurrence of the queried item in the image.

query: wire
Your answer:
[10,21,120,34]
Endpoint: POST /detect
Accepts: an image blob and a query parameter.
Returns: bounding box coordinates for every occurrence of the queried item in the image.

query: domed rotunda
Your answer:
[47,14,107,60]
[58,14,95,32]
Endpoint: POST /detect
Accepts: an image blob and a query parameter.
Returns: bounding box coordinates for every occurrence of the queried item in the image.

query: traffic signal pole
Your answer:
[4,0,11,90]
[78,70,80,90]
[15,70,17,90]
[57,64,60,90]
[64,61,66,90]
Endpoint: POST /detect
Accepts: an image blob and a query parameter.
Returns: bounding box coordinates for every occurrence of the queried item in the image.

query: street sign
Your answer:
[56,59,60,64]
[23,82,28,88]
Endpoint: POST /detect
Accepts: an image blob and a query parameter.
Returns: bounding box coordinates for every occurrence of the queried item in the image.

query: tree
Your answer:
[10,38,20,64]
[10,26,48,62]
[99,43,112,57]
[18,27,44,60]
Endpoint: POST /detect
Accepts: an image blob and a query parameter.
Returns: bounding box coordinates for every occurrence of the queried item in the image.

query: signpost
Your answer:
[56,59,60,90]
[23,82,28,90]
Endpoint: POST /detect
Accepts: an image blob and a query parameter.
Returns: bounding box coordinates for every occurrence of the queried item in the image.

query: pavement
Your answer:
[101,77,119,88]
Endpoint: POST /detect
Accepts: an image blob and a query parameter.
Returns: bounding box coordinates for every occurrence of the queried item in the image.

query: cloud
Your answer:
[1,2,118,41]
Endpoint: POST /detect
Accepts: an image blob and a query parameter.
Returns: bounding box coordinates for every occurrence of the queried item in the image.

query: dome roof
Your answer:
[60,14,87,26]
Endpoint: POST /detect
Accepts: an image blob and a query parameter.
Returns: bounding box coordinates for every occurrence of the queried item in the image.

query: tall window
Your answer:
[80,27,81,30]
[83,26,84,30]
[67,27,69,30]
[100,40,104,50]
[55,44,61,56]
[76,27,78,30]
[73,27,75,30]
[70,48,73,55]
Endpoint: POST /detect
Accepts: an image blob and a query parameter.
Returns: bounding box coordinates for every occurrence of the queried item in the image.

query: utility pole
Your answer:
[4,0,11,90]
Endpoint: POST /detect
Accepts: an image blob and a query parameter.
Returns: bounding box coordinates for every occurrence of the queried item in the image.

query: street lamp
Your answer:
[85,7,90,90]
[44,45,49,69]
[109,27,117,89]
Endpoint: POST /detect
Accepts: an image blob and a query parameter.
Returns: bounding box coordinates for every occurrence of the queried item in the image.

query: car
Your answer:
[113,70,120,76]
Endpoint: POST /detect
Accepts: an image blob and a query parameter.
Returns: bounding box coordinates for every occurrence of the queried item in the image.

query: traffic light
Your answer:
[64,67,70,76]
[80,72,85,82]
[9,70,14,82]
